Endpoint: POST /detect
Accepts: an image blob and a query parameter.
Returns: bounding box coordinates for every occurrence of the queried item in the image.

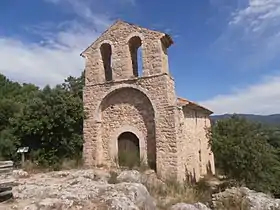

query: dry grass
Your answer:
[213,191,250,210]
[142,176,213,210]
[113,152,150,172]
[22,159,83,174]
[60,159,83,170]
[143,176,252,210]
[22,160,49,174]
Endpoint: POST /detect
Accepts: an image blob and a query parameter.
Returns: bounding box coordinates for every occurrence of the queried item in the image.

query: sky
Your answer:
[1,0,280,115]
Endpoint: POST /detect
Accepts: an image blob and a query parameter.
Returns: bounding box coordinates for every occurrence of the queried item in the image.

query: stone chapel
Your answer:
[82,20,215,182]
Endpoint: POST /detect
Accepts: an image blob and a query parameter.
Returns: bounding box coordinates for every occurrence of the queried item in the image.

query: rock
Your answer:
[117,169,167,196]
[23,204,38,210]
[212,187,280,210]
[99,182,156,209]
[93,169,111,183]
[51,171,70,178]
[170,202,211,210]
[38,198,74,210]
[13,170,29,178]
[193,203,211,210]
[3,169,156,209]
[117,170,142,183]
[140,170,167,193]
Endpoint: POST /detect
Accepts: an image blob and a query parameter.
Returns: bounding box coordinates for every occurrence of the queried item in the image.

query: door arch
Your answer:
[118,132,140,168]
[98,87,156,170]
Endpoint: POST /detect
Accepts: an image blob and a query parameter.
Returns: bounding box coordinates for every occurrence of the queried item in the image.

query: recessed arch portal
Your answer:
[98,86,156,170]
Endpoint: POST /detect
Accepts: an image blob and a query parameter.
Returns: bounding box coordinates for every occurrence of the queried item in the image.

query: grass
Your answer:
[21,158,83,174]
[114,151,150,172]
[213,190,250,210]
[117,151,141,169]
[140,172,252,210]
[140,174,214,209]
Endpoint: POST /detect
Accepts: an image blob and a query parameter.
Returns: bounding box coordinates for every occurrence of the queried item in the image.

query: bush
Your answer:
[209,115,280,195]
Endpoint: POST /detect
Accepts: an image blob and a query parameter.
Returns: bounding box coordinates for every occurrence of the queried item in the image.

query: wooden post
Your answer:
[17,147,29,168]
[21,153,25,167]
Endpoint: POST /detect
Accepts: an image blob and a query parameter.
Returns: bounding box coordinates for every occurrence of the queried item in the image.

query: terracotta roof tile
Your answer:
[177,97,213,114]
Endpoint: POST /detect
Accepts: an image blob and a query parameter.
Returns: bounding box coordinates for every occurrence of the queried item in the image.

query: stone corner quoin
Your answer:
[81,19,215,182]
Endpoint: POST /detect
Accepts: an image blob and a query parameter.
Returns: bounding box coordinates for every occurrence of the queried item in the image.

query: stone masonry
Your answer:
[82,20,215,182]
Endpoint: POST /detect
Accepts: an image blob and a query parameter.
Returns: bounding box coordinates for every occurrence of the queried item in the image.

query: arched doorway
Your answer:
[118,132,140,168]
[99,87,156,170]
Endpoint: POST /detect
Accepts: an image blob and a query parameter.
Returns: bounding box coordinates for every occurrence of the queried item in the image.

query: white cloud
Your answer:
[200,74,280,115]
[230,0,280,29]
[211,0,280,67]
[0,27,98,87]
[0,0,113,87]
[0,37,83,87]
[203,0,280,115]
[229,0,280,52]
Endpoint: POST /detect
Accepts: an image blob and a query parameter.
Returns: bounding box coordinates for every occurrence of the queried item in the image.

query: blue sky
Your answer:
[1,0,280,115]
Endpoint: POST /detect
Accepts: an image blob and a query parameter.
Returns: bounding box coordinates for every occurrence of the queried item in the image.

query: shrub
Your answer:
[209,115,280,195]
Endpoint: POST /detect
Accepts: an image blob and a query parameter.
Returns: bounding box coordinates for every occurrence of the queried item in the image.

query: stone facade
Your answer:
[82,20,215,182]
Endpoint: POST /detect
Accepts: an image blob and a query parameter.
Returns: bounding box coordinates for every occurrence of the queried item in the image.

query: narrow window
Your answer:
[100,43,112,81]
[195,110,198,126]
[129,36,142,77]
[199,139,202,162]
[160,35,170,73]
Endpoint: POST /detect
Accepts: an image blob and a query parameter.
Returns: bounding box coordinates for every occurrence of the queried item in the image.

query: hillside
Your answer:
[211,114,280,125]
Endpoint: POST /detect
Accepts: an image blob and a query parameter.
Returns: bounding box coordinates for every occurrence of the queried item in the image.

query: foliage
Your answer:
[209,115,280,195]
[0,72,84,168]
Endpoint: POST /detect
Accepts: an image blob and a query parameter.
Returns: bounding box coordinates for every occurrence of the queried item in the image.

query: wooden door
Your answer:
[118,132,140,167]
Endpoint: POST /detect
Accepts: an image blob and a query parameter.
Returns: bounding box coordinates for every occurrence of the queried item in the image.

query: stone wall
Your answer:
[83,73,180,179]
[81,20,173,85]
[100,87,155,165]
[182,108,215,181]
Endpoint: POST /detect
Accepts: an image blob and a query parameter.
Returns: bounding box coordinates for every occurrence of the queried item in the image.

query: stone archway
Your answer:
[98,86,156,170]
[118,132,140,167]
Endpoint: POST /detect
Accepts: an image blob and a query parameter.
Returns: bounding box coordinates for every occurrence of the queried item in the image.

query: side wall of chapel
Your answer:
[180,108,215,181]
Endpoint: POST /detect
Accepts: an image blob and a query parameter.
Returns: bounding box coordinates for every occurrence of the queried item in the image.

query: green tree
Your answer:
[209,115,280,194]
[12,85,84,166]
[0,72,85,167]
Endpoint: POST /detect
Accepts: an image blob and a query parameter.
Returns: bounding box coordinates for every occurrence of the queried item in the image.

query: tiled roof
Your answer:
[177,97,213,114]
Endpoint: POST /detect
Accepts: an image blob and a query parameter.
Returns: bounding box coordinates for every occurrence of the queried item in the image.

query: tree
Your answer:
[209,115,280,194]
[11,84,84,167]
[0,72,85,167]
